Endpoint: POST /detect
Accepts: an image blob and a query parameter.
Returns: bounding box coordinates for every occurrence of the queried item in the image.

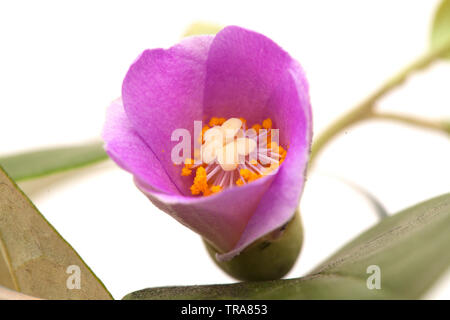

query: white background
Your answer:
[0,0,449,299]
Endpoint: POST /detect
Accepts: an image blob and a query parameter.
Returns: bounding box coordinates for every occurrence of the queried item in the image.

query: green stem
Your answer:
[371,111,450,135]
[309,41,450,167]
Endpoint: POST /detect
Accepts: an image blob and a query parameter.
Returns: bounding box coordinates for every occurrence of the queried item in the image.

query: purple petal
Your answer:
[217,61,312,261]
[122,35,213,195]
[136,174,276,253]
[103,98,179,194]
[203,26,291,123]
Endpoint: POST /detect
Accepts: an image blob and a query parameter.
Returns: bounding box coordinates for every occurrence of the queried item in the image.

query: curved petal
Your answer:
[217,61,312,261]
[203,26,292,123]
[136,173,276,253]
[122,35,214,195]
[103,99,178,194]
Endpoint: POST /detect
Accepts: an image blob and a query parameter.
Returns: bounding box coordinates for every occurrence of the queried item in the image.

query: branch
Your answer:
[371,111,450,135]
[309,41,450,167]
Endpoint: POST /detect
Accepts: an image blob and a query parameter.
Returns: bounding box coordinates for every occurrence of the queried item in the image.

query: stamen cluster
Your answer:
[180,117,287,196]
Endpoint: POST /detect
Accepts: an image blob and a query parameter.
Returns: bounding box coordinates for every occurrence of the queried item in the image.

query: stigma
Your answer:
[180,117,287,196]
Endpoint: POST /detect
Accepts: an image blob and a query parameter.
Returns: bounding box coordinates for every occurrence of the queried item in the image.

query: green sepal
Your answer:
[204,210,303,281]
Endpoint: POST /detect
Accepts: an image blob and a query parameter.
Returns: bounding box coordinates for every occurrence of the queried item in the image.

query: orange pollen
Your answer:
[208,117,226,127]
[262,118,272,129]
[251,123,262,133]
[181,167,192,176]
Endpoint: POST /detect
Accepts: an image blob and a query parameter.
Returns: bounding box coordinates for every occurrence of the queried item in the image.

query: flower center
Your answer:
[180,117,287,196]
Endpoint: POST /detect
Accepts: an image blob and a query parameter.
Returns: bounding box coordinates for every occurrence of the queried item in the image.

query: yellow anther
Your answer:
[208,117,220,127]
[181,167,192,176]
[190,184,201,195]
[236,179,245,186]
[240,169,252,180]
[209,117,227,127]
[181,158,195,176]
[252,123,262,133]
[190,167,209,195]
[197,166,207,177]
[240,168,259,182]
[279,146,287,159]
[211,185,222,194]
[262,118,272,129]
[248,173,260,182]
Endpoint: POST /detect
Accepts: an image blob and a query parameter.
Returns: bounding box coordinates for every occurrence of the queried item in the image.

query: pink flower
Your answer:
[103,26,312,261]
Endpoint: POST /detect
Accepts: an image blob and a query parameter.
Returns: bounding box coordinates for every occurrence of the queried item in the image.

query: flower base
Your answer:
[204,210,303,281]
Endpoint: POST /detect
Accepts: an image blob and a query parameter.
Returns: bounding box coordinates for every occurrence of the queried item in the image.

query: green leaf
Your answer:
[0,141,108,182]
[124,193,450,300]
[431,0,450,59]
[0,165,113,299]
[183,22,222,37]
